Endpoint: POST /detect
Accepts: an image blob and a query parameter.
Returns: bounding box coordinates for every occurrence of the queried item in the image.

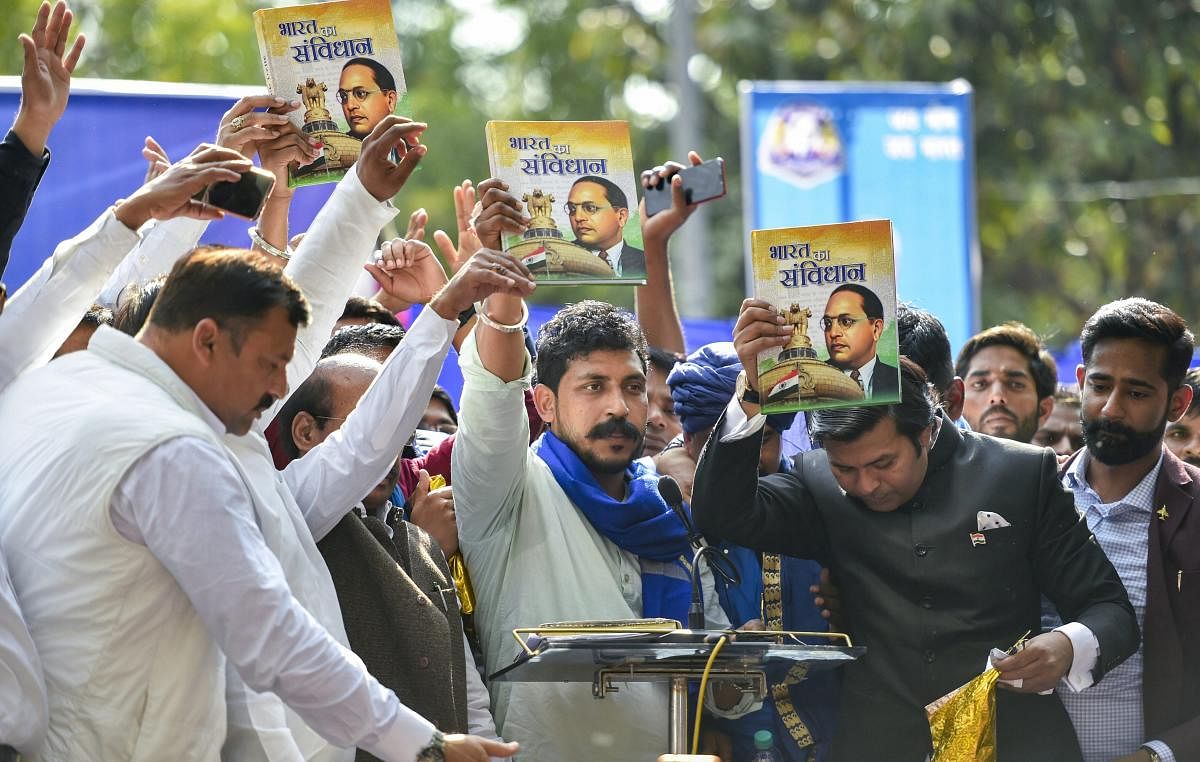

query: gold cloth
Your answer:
[429,475,476,615]
[925,667,999,762]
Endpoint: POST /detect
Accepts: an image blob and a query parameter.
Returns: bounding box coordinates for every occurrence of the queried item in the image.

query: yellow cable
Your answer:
[691,634,729,755]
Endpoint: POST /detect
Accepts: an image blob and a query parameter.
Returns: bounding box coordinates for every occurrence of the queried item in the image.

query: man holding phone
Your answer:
[566,175,644,277]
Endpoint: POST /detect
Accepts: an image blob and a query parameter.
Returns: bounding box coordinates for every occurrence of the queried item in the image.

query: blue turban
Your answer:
[667,342,796,435]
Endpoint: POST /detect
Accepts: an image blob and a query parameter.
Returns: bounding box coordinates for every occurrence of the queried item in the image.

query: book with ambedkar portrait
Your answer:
[253,0,410,187]
[749,219,900,414]
[484,120,646,285]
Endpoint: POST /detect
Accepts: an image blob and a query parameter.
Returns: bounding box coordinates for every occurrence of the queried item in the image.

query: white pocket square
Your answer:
[977,511,1011,531]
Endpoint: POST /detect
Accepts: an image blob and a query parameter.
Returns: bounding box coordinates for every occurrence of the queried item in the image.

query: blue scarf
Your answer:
[532,430,694,623]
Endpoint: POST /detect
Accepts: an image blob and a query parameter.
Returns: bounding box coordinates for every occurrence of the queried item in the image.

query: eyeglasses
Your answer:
[335,87,384,104]
[422,422,458,434]
[820,314,869,331]
[564,201,613,217]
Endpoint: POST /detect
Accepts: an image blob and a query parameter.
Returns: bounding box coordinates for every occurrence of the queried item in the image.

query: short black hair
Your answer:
[113,276,167,336]
[339,296,400,327]
[647,346,681,375]
[273,367,334,462]
[828,284,884,321]
[535,300,647,393]
[1183,368,1200,415]
[809,357,937,450]
[955,322,1057,401]
[342,57,396,92]
[1080,298,1194,390]
[148,247,309,351]
[897,302,953,396]
[321,322,406,363]
[571,176,628,210]
[429,385,458,425]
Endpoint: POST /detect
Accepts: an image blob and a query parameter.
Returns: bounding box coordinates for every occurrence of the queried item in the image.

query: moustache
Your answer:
[255,394,275,412]
[980,404,1017,422]
[587,418,643,441]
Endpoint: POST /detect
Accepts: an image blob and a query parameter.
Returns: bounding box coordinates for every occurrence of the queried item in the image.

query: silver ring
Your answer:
[230,114,247,131]
[491,263,504,272]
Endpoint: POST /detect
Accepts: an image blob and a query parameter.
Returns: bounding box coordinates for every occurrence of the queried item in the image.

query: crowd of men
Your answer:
[0,3,1197,762]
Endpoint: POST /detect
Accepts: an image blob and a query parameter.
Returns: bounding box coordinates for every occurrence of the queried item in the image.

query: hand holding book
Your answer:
[354,115,427,202]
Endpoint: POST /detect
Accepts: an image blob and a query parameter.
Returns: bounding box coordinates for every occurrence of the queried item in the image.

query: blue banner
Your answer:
[739,80,978,350]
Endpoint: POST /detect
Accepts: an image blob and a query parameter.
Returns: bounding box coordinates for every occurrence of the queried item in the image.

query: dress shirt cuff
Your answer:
[1143,740,1175,762]
[359,707,437,762]
[717,395,767,442]
[1054,620,1098,692]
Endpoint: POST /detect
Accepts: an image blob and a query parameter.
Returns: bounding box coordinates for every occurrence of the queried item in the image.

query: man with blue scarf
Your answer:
[451,270,730,760]
[667,343,838,762]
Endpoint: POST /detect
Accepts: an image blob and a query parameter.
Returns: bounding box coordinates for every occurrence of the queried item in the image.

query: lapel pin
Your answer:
[970,532,986,547]
[1157,505,1169,522]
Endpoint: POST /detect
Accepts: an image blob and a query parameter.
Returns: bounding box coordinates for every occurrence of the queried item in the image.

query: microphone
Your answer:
[658,475,707,629]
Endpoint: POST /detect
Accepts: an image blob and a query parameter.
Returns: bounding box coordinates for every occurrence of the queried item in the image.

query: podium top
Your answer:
[489,629,865,684]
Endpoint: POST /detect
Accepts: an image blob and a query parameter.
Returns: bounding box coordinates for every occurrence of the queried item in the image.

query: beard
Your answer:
[1082,414,1166,466]
[977,404,1040,443]
[561,417,646,475]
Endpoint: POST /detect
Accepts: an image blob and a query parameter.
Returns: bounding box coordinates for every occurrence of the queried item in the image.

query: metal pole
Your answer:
[668,674,690,754]
[667,0,712,318]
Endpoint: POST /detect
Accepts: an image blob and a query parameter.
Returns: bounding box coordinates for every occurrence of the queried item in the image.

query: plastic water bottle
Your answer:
[751,729,781,761]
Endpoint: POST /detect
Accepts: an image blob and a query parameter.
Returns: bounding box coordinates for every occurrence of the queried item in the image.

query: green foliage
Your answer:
[5,0,1200,347]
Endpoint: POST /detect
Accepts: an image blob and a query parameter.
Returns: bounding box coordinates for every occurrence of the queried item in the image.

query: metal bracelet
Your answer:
[473,300,528,334]
[249,226,290,261]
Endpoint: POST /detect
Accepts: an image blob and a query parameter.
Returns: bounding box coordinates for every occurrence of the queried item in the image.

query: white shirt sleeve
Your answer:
[0,549,47,754]
[282,306,456,542]
[1053,620,1099,692]
[109,437,437,762]
[0,208,140,392]
[95,217,209,308]
[717,395,767,442]
[261,168,398,426]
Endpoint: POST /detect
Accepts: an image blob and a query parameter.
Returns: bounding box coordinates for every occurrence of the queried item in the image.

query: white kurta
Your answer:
[452,333,728,762]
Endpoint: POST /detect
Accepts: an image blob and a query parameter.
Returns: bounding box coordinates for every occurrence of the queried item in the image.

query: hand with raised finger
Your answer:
[142,135,171,184]
[640,150,705,246]
[428,247,535,320]
[114,143,253,230]
[363,238,448,307]
[442,734,519,761]
[216,95,296,157]
[432,179,483,274]
[993,631,1074,694]
[355,115,428,201]
[257,121,322,196]
[403,207,428,242]
[15,0,86,155]
[474,178,530,251]
[732,298,792,393]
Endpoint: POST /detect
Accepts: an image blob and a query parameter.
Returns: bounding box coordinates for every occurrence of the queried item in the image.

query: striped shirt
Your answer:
[1060,450,1174,762]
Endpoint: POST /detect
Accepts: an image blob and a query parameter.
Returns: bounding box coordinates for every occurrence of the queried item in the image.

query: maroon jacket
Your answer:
[1061,448,1200,757]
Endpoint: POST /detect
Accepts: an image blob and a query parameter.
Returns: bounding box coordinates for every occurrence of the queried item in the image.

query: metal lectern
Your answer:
[489,620,865,756]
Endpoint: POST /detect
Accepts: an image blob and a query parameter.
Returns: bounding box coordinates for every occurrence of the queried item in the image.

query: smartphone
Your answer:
[194,166,276,221]
[644,157,726,217]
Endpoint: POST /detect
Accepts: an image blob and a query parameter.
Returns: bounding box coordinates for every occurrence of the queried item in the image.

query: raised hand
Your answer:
[363,238,448,307]
[141,136,170,183]
[114,143,253,230]
[639,150,705,246]
[407,470,459,556]
[732,298,793,393]
[433,179,483,275]
[256,118,323,196]
[355,115,428,202]
[442,734,518,761]
[403,207,428,241]
[216,95,297,158]
[15,0,86,155]
[427,248,535,321]
[473,179,529,251]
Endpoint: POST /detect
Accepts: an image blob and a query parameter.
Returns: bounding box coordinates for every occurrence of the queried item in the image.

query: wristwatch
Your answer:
[1141,747,1162,762]
[735,369,760,405]
[416,731,446,761]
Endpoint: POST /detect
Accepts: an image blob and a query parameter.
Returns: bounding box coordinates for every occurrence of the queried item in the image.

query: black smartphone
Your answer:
[643,157,726,217]
[194,166,276,221]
